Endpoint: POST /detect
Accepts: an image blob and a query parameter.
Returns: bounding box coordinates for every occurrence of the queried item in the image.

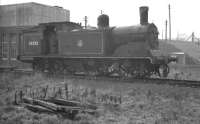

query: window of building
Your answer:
[0,32,17,60]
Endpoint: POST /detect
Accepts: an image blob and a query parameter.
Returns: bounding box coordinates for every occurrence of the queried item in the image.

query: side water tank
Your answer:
[97,14,109,28]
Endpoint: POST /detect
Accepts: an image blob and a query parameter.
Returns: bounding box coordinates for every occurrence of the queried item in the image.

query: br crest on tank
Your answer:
[17,6,176,78]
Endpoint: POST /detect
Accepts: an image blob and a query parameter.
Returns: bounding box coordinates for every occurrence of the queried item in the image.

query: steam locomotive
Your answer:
[17,6,176,77]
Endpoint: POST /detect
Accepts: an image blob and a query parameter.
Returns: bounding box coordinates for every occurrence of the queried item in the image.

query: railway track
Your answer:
[63,75,200,88]
[2,69,200,88]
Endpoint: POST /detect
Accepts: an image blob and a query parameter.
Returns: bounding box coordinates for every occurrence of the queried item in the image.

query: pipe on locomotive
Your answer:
[140,6,149,25]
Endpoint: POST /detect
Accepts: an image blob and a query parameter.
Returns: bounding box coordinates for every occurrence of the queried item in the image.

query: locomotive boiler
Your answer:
[18,6,176,77]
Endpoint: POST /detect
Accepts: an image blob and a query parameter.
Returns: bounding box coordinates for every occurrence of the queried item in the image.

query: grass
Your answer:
[168,64,200,80]
[1,73,200,123]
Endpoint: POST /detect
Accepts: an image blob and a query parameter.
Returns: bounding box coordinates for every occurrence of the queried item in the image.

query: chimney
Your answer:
[140,6,149,25]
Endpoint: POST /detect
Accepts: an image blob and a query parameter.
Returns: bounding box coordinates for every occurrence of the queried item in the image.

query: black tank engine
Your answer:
[18,6,176,77]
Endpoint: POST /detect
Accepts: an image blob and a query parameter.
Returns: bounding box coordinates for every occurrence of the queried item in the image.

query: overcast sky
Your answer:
[1,0,200,40]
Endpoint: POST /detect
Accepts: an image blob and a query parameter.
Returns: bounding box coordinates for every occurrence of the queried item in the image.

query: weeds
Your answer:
[1,73,200,123]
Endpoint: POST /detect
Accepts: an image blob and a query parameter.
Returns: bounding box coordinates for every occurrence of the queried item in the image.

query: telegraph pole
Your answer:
[84,16,88,29]
[100,10,103,14]
[165,20,168,41]
[192,32,194,42]
[168,4,171,41]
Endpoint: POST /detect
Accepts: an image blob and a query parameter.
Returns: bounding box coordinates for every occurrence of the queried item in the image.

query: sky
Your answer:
[1,0,200,40]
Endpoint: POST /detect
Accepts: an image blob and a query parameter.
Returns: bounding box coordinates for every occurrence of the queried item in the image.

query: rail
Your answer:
[4,69,200,88]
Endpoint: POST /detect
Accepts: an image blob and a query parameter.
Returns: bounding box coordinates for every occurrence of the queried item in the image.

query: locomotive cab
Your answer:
[42,25,58,55]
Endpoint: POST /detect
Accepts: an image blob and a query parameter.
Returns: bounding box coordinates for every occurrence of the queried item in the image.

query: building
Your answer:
[0,2,70,68]
[0,2,70,27]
